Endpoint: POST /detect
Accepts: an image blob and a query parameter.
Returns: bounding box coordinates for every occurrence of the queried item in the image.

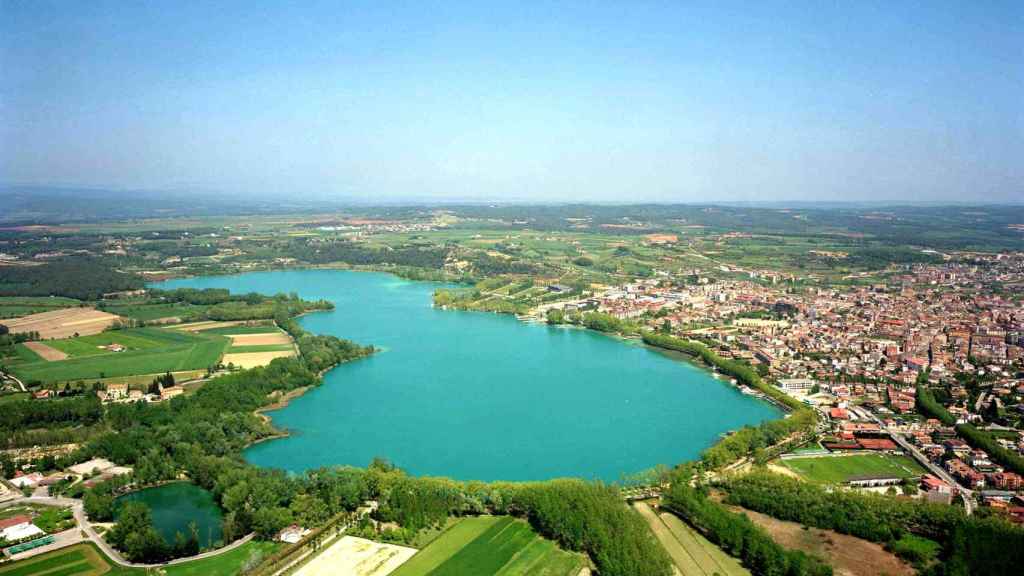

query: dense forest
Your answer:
[0,259,144,299]
[285,239,449,269]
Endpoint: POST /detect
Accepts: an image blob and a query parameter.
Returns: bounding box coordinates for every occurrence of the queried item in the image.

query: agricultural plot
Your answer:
[100,302,203,322]
[2,308,121,339]
[9,328,229,382]
[392,516,584,576]
[221,329,295,368]
[293,537,417,576]
[780,454,925,484]
[0,543,110,576]
[633,501,749,576]
[0,297,81,320]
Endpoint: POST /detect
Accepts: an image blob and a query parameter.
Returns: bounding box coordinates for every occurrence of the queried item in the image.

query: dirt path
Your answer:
[23,341,68,361]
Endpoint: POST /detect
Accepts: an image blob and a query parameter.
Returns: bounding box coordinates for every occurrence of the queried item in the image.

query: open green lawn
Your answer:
[392,516,584,576]
[163,541,282,576]
[10,328,229,382]
[44,329,177,358]
[0,543,109,576]
[0,392,30,405]
[0,297,81,320]
[0,540,279,576]
[781,453,926,484]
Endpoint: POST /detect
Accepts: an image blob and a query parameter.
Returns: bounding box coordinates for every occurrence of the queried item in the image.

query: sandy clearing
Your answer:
[294,536,417,576]
[223,350,295,369]
[227,332,292,346]
[767,463,803,480]
[4,308,121,339]
[172,320,244,331]
[731,506,914,576]
[22,341,68,361]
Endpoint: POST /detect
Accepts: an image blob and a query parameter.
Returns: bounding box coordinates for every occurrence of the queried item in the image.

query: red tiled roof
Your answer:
[0,515,31,530]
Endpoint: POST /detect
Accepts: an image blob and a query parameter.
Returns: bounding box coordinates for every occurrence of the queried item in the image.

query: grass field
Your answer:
[100,302,205,322]
[391,516,584,576]
[163,541,282,576]
[9,328,229,382]
[780,454,926,484]
[634,502,749,576]
[0,541,280,576]
[0,297,81,320]
[0,543,115,576]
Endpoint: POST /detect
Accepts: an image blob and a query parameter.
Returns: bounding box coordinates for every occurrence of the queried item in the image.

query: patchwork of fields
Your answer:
[633,501,749,576]
[9,328,230,382]
[0,543,113,576]
[2,308,121,339]
[0,297,81,320]
[391,516,585,576]
[780,454,925,484]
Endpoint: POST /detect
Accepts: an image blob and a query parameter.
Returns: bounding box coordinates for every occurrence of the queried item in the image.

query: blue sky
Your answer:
[1,1,1021,202]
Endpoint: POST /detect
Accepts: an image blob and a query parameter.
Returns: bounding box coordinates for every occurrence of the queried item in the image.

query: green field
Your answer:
[0,540,280,576]
[392,516,584,576]
[634,502,749,576]
[10,328,229,382]
[100,302,206,322]
[163,541,282,576]
[0,297,81,319]
[781,453,926,484]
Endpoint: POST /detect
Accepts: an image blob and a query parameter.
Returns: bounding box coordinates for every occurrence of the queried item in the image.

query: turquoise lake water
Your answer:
[155,269,780,481]
[115,482,223,547]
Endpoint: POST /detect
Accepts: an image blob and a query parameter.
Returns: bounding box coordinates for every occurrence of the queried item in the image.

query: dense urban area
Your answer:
[1,200,1023,576]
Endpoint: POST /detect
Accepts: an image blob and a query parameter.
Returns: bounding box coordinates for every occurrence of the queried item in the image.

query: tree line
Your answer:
[662,480,833,576]
[720,471,1024,576]
[0,258,144,300]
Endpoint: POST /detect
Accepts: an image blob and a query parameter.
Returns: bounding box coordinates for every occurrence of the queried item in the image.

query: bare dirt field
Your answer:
[227,332,293,346]
[4,308,121,339]
[172,320,244,332]
[223,350,295,369]
[731,506,914,576]
[23,341,68,361]
[294,536,417,576]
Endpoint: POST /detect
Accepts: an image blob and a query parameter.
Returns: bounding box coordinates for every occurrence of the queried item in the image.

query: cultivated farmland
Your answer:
[2,308,121,339]
[293,536,417,576]
[9,328,229,382]
[633,501,749,576]
[0,543,111,576]
[391,516,585,576]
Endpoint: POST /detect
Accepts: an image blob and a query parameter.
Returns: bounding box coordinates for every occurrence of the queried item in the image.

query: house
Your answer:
[277,524,309,544]
[160,386,184,400]
[106,382,129,400]
[0,515,43,542]
[10,471,43,488]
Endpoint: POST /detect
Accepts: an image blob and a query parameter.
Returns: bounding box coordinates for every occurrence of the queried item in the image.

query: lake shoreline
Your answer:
[154,268,782,481]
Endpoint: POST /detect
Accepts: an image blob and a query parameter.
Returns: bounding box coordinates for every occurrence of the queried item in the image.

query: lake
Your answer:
[155,269,780,481]
[115,482,223,548]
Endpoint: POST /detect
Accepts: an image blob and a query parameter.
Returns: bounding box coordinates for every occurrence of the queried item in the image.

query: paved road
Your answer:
[3,495,255,567]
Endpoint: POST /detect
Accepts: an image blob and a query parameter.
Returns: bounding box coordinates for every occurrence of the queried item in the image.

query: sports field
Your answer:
[780,453,925,484]
[633,501,749,576]
[391,516,584,576]
[9,328,229,382]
